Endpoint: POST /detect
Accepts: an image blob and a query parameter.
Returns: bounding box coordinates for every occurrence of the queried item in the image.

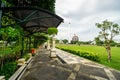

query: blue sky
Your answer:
[55,0,120,41]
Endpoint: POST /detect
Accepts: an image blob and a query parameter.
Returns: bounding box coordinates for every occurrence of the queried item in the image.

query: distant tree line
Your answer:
[94,36,120,47]
[57,38,120,47]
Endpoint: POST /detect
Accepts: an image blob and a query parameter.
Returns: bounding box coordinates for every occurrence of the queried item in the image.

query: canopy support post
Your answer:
[21,35,24,56]
[29,35,31,52]
[26,37,29,52]
[0,1,4,28]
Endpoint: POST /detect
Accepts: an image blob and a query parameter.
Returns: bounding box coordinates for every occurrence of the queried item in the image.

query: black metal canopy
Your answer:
[0,6,63,33]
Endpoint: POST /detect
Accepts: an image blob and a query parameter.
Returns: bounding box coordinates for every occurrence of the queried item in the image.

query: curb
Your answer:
[9,57,32,80]
[56,55,66,64]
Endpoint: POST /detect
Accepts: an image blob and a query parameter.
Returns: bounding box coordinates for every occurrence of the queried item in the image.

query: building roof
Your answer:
[0,6,63,33]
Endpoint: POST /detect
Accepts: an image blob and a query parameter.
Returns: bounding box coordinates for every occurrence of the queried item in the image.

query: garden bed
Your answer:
[0,52,31,80]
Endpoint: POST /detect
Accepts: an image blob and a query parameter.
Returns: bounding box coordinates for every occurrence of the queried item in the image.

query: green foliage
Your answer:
[1,0,12,7]
[0,61,17,80]
[35,0,55,12]
[94,37,104,46]
[79,41,92,45]
[117,43,120,47]
[47,27,58,35]
[2,12,15,26]
[0,47,21,71]
[0,49,21,79]
[0,47,12,57]
[71,41,79,44]
[1,11,23,45]
[55,39,60,44]
[62,39,68,44]
[110,40,118,46]
[12,46,22,53]
[33,33,49,47]
[22,53,31,61]
[0,27,20,43]
[4,0,55,12]
[96,20,120,44]
[0,52,21,64]
[79,51,100,62]
[96,20,120,61]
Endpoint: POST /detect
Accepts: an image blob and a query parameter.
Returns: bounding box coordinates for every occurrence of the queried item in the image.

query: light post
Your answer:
[0,1,5,27]
[68,22,71,43]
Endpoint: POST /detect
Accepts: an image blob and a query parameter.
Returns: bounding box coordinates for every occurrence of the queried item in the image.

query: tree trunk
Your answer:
[106,45,111,62]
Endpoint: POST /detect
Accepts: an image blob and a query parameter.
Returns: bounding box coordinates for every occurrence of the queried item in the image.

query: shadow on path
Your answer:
[20,49,120,80]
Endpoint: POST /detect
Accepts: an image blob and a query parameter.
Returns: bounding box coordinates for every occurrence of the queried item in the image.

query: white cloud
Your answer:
[56,0,120,41]
[55,0,84,14]
[79,11,120,24]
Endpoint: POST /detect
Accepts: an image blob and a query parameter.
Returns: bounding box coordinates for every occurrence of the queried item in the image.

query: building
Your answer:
[72,34,79,41]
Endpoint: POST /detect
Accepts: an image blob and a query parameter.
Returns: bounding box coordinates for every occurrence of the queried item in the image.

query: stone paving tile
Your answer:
[20,49,120,80]
[79,64,109,79]
[56,49,120,80]
[58,64,75,70]
[110,70,120,80]
[66,58,74,61]
[24,65,71,80]
[76,72,97,80]
[21,50,72,80]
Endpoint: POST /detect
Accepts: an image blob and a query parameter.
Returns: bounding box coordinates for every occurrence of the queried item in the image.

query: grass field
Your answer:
[56,44,120,71]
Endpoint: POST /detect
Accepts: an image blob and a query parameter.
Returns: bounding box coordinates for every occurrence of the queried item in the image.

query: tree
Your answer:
[33,33,48,47]
[47,27,58,48]
[110,40,118,47]
[96,20,120,62]
[94,37,104,46]
[1,12,22,46]
[4,0,55,12]
[71,41,78,44]
[47,27,58,35]
[56,39,60,44]
[62,39,68,44]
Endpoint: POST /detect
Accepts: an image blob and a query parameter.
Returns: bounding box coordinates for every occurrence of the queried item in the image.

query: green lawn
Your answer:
[56,44,120,71]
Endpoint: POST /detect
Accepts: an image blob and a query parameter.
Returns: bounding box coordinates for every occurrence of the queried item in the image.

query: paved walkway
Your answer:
[20,49,120,80]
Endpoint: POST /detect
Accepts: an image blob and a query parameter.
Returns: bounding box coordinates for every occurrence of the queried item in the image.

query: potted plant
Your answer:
[31,48,36,56]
